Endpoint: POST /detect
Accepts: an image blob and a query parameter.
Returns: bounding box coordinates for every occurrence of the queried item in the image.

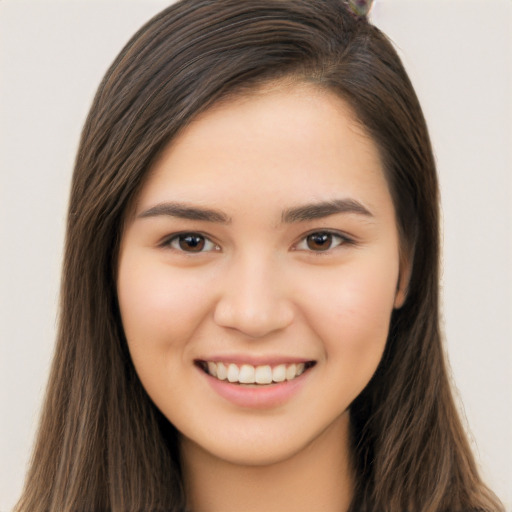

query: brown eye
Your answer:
[168,233,218,253]
[294,231,347,253]
[179,234,205,252]
[306,232,334,251]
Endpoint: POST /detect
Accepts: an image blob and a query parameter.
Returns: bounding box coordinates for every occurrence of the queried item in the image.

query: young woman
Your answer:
[15,0,505,511]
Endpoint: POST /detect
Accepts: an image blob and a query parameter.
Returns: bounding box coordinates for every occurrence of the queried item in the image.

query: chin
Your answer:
[179,410,351,469]
[187,439,306,468]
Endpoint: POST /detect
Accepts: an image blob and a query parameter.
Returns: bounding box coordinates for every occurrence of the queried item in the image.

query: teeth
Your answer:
[255,365,272,384]
[207,361,217,378]
[239,364,255,384]
[285,364,297,381]
[217,362,227,380]
[272,364,286,382]
[203,361,310,384]
[227,363,239,383]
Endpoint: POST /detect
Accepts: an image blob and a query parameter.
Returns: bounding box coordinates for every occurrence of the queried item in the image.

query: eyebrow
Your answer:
[137,202,231,223]
[137,198,373,224]
[281,199,373,223]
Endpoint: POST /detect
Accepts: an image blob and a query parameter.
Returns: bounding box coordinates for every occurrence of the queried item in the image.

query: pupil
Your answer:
[307,233,332,251]
[179,235,205,252]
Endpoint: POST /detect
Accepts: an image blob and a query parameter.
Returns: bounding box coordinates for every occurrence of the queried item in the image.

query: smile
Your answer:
[197,361,315,385]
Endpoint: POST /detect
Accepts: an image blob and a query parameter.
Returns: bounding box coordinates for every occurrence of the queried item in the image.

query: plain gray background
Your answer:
[1,1,511,510]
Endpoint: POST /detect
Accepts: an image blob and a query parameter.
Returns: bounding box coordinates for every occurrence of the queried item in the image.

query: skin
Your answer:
[117,82,408,512]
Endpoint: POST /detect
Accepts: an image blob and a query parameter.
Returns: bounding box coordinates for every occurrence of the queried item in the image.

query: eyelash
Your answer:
[162,232,220,253]
[161,230,353,254]
[294,230,352,253]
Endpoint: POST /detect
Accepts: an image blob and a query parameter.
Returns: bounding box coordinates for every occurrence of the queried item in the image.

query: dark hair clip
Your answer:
[346,0,374,18]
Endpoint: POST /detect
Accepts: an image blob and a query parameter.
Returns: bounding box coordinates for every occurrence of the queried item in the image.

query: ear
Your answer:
[394,251,412,309]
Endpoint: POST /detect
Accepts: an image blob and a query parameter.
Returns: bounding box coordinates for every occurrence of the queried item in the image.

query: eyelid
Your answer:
[159,229,353,254]
[292,229,354,252]
[160,231,221,253]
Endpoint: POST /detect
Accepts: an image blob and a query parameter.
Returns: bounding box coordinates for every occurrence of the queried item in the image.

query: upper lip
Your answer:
[195,355,315,366]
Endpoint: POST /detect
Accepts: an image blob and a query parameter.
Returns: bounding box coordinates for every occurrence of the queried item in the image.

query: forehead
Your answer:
[135,83,390,218]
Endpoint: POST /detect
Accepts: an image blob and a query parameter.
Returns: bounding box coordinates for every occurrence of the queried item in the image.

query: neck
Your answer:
[180,413,354,512]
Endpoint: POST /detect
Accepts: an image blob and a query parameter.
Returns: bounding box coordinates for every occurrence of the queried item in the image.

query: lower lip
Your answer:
[200,367,312,409]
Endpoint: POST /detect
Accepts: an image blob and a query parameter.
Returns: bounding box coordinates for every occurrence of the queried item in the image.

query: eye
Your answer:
[295,231,348,252]
[166,233,219,253]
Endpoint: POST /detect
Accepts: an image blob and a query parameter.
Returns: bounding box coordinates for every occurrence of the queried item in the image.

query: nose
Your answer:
[213,253,295,338]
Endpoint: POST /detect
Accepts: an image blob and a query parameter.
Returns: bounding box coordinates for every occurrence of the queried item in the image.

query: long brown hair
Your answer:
[16,1,503,511]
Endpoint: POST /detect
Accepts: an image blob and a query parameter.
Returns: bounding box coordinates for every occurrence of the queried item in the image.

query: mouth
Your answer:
[196,360,316,385]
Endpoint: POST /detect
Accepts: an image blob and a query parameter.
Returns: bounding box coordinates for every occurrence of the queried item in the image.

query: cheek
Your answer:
[116,252,217,418]
[299,256,398,368]
[117,251,211,356]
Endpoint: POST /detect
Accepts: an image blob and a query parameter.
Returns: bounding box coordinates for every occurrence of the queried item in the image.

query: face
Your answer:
[117,83,407,467]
